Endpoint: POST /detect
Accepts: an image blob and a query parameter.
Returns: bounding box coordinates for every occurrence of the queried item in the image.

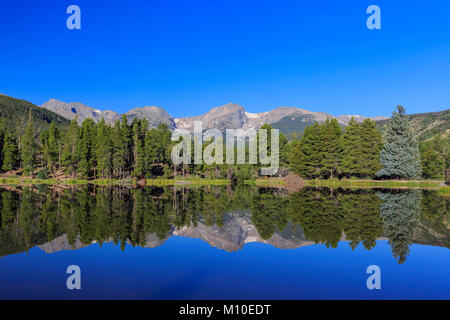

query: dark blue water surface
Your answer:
[0,185,448,299]
[0,239,448,299]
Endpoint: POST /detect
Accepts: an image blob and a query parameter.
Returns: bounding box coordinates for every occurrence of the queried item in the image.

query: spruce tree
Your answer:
[341,118,362,177]
[39,129,49,169]
[132,120,145,178]
[359,119,383,177]
[342,118,383,178]
[320,119,342,179]
[376,105,422,179]
[61,118,80,177]
[78,119,96,178]
[112,120,127,178]
[0,123,5,168]
[47,121,60,173]
[2,132,19,171]
[95,119,113,178]
[145,128,158,166]
[420,135,447,179]
[289,123,322,179]
[120,115,132,177]
[21,112,37,175]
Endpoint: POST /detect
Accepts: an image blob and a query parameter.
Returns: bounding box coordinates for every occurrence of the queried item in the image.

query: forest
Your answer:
[0,105,448,182]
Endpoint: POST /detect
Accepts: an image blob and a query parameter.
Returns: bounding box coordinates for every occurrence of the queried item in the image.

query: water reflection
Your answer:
[0,185,448,263]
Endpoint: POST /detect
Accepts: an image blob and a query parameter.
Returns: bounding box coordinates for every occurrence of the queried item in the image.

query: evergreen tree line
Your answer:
[0,114,175,179]
[288,118,383,179]
[288,106,437,180]
[0,105,445,181]
[420,134,450,180]
[0,113,290,180]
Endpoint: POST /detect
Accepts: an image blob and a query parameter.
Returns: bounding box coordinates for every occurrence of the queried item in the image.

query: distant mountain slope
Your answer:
[270,111,388,137]
[42,99,176,129]
[125,106,176,129]
[0,94,70,131]
[41,99,118,125]
[376,109,450,140]
[174,104,388,135]
[175,103,247,131]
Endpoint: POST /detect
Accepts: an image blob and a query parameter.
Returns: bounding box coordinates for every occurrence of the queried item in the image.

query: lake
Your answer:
[0,184,448,299]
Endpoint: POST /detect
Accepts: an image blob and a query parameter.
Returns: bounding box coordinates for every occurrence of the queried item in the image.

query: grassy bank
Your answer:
[0,177,230,186]
[306,179,444,190]
[244,178,286,187]
[438,186,450,196]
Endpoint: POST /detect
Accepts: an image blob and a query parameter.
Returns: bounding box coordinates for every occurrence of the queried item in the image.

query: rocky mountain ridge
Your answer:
[41,98,388,134]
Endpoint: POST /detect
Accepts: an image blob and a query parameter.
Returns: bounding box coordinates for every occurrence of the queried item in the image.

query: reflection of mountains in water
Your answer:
[1,186,448,264]
[38,212,315,253]
[37,209,448,255]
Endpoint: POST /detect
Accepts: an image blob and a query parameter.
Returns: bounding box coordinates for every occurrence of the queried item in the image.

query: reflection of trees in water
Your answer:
[341,191,383,250]
[250,188,289,240]
[0,185,446,262]
[420,190,450,247]
[0,185,253,254]
[376,190,422,264]
[288,188,383,249]
[288,189,343,248]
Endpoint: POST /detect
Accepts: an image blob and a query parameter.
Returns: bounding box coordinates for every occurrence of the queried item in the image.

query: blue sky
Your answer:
[1,0,449,118]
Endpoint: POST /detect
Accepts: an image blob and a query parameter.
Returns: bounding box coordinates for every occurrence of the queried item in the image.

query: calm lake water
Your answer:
[0,185,448,299]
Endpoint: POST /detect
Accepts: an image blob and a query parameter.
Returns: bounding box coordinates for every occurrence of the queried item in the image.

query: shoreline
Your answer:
[0,176,448,194]
[0,177,230,186]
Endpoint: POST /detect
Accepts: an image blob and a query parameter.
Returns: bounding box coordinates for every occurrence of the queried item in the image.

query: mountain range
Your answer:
[1,94,448,139]
[41,98,389,135]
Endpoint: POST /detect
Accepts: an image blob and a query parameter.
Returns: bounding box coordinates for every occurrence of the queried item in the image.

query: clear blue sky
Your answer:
[1,0,449,118]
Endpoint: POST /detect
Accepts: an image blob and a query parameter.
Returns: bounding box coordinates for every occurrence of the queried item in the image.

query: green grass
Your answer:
[438,186,450,196]
[244,178,286,186]
[145,178,229,186]
[306,179,443,189]
[0,177,229,186]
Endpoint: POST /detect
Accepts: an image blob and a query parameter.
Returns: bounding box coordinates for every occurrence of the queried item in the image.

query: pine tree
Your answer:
[341,118,383,178]
[47,121,60,173]
[359,119,383,177]
[341,118,362,177]
[39,129,49,169]
[376,105,422,179]
[0,122,5,168]
[420,135,447,179]
[289,123,323,179]
[2,132,19,171]
[132,120,145,178]
[21,112,37,175]
[95,119,113,178]
[78,119,96,178]
[145,128,158,166]
[61,118,80,177]
[421,149,445,179]
[120,115,132,177]
[320,119,342,179]
[112,120,127,178]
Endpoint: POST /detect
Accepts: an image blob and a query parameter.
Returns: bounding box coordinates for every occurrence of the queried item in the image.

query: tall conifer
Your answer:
[376,106,422,179]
